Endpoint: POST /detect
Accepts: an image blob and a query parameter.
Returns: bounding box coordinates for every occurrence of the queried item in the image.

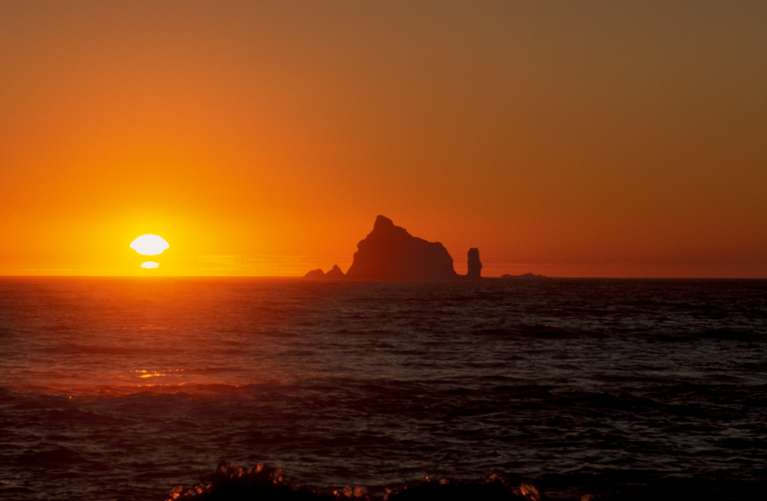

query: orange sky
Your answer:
[1,1,766,277]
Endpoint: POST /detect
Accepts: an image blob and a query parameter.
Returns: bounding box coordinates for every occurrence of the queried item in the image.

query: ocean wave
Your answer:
[474,324,606,340]
[15,444,93,468]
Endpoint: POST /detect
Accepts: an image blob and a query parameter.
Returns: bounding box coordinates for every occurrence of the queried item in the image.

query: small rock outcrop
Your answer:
[304,268,325,279]
[345,215,458,281]
[467,248,482,280]
[500,273,547,280]
[325,265,345,279]
[305,265,345,280]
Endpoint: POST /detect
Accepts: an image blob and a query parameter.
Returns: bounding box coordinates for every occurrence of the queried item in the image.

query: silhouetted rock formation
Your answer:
[169,461,767,501]
[304,269,325,279]
[168,462,536,501]
[467,248,482,280]
[324,265,345,279]
[305,265,345,280]
[345,215,458,281]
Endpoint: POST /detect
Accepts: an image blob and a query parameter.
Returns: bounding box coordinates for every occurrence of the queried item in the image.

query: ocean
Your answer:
[0,278,765,500]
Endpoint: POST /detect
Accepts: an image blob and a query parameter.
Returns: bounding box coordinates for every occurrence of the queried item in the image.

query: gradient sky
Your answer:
[1,1,765,277]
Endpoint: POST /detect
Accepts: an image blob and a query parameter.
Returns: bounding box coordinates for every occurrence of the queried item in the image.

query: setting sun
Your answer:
[130,234,170,256]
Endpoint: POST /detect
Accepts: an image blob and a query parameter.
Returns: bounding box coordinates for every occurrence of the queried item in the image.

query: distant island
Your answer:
[305,215,485,281]
[500,273,548,281]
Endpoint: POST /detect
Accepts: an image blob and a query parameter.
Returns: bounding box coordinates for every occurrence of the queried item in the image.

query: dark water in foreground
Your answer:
[0,278,765,500]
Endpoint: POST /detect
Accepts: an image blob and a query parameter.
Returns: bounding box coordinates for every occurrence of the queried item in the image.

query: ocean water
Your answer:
[0,278,765,500]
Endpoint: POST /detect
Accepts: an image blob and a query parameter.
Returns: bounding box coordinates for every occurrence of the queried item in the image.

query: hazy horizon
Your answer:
[1,273,766,279]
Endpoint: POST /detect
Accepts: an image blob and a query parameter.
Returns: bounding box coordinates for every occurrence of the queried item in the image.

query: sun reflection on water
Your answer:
[135,369,164,379]
[133,368,186,382]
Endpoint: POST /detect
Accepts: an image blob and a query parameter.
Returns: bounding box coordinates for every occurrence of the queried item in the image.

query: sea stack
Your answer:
[304,268,325,279]
[345,215,458,281]
[467,248,482,280]
[305,265,345,280]
[325,264,345,279]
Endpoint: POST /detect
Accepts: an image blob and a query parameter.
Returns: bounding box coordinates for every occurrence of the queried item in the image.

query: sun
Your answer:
[130,234,170,256]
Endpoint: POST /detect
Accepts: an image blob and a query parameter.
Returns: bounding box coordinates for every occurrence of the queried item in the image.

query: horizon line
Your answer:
[0,274,765,280]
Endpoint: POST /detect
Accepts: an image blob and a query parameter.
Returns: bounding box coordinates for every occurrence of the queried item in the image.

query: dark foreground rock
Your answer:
[166,463,535,501]
[345,215,458,281]
[166,462,767,501]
